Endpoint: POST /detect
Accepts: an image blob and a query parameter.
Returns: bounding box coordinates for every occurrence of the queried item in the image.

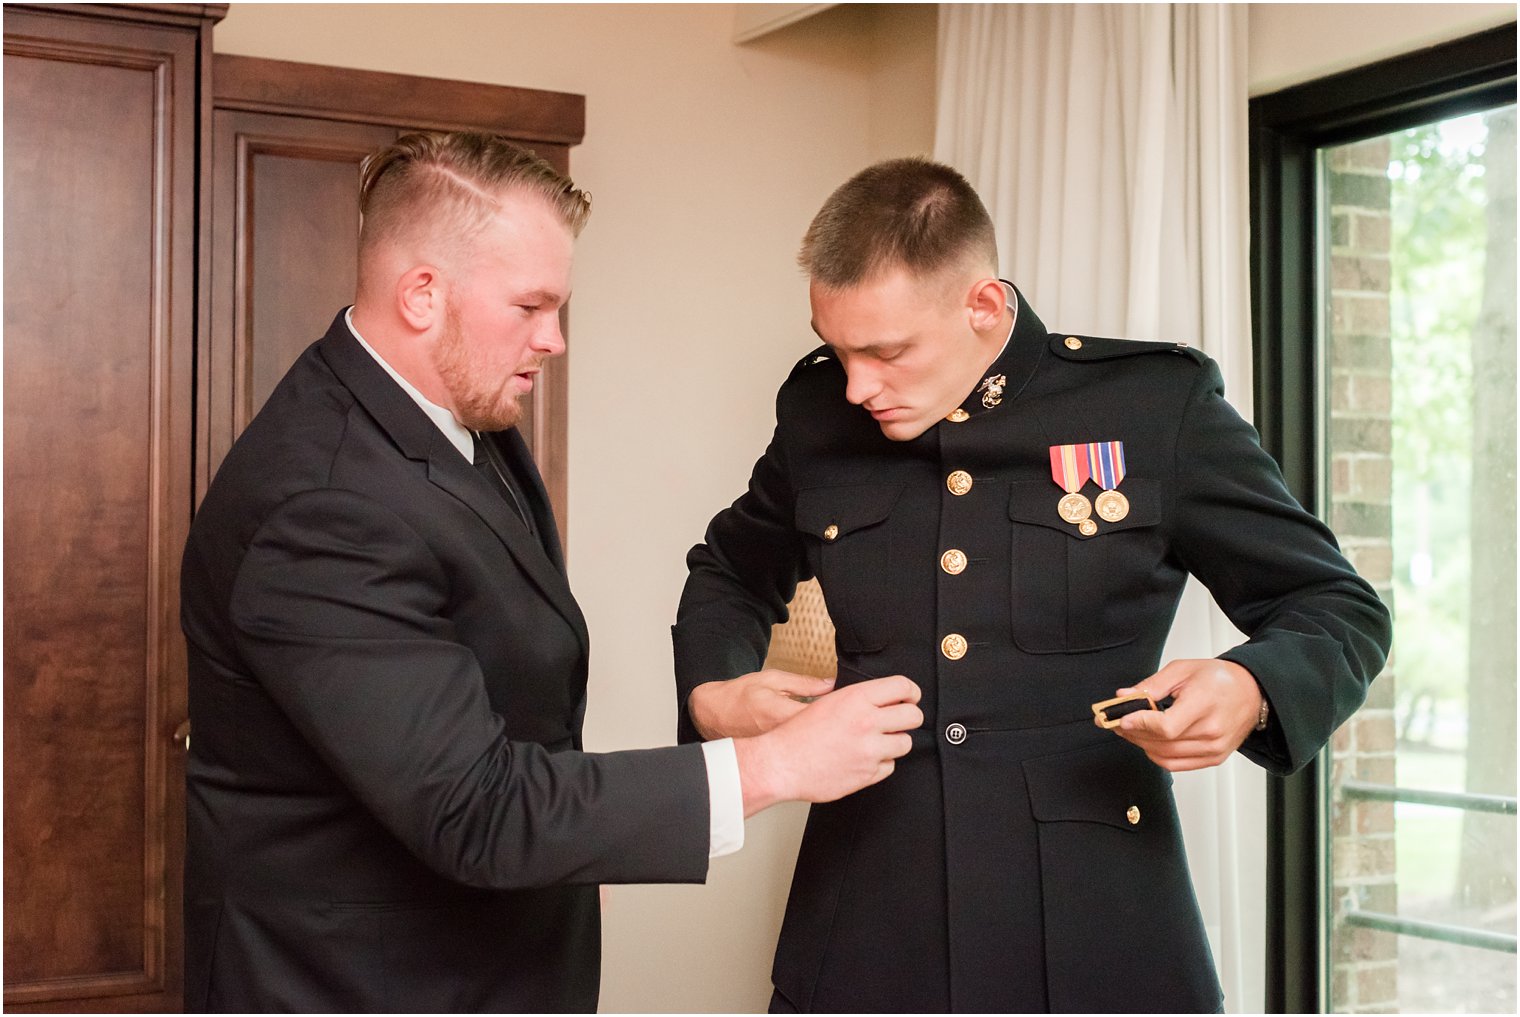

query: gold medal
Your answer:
[1050,444,1093,527]
[1088,442,1130,524]
[1094,489,1129,522]
[1058,492,1092,523]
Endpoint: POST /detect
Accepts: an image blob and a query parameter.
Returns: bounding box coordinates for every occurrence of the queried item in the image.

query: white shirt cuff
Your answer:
[700,738,745,859]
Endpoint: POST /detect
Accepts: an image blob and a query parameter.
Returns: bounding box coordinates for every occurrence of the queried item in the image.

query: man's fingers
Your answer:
[1143,745,1234,772]
[1117,702,1183,740]
[1116,683,1207,739]
[875,702,924,735]
[773,696,811,720]
[1114,727,1236,770]
[853,674,922,706]
[773,672,836,697]
[1120,693,1230,742]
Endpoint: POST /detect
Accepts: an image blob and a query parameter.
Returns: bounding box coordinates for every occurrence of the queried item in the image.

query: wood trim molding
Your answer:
[213,54,586,145]
[6,3,226,30]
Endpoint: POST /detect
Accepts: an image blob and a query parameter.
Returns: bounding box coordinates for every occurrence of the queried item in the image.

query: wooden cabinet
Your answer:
[4,9,584,1010]
[3,4,220,1011]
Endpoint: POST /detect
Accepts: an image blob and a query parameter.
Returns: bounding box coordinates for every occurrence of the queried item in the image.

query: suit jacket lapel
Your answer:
[495,428,567,573]
[316,312,589,652]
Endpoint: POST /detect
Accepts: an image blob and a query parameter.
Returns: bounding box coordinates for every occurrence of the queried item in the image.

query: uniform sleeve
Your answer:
[1169,360,1392,774]
[672,418,810,744]
[229,487,711,889]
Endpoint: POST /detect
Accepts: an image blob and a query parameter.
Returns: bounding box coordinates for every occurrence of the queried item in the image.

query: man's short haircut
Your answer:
[799,157,997,289]
[359,131,591,261]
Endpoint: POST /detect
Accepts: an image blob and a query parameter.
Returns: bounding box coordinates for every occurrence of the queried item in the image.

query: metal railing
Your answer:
[1341,780,1517,816]
[1337,779,1517,954]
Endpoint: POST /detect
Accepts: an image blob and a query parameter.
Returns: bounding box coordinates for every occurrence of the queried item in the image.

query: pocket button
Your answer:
[945,722,967,745]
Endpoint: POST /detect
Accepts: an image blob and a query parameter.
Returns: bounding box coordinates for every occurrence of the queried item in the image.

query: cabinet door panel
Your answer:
[206,109,398,480]
[3,7,200,1010]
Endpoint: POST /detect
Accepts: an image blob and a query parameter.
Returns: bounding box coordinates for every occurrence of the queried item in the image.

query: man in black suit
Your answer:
[180,132,923,1012]
[673,158,1392,1012]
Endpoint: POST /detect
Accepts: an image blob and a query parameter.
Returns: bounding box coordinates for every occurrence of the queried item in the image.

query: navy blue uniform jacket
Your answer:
[673,288,1390,1013]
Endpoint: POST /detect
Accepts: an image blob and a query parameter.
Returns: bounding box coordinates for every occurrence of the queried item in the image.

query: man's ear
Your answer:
[396,264,444,332]
[966,276,1008,333]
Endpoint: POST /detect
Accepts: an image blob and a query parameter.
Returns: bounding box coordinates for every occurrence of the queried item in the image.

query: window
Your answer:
[1251,25,1516,1013]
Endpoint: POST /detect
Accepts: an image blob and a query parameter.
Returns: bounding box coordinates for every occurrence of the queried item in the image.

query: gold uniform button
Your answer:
[946,470,973,496]
[940,549,968,575]
[1078,518,1098,536]
[1064,336,1083,350]
[1127,805,1141,825]
[941,633,968,660]
[822,524,840,542]
[947,408,970,422]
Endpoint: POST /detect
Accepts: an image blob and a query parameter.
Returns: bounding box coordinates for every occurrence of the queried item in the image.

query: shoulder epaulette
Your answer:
[1048,333,1207,365]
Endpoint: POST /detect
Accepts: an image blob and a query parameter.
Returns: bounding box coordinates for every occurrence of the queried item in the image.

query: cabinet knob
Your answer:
[173,719,191,752]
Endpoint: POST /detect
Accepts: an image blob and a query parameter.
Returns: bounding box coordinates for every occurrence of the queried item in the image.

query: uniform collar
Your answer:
[944,281,1047,423]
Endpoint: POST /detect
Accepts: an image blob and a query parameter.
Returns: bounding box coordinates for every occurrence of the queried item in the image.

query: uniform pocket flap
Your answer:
[1008,478,1161,536]
[1023,738,1173,831]
[795,483,904,540]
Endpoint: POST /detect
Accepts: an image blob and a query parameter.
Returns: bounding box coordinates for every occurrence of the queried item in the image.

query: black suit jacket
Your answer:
[673,288,1391,1012]
[182,311,711,1012]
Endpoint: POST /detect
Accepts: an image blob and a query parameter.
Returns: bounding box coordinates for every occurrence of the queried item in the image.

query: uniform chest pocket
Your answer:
[1008,478,1164,654]
[795,484,903,654]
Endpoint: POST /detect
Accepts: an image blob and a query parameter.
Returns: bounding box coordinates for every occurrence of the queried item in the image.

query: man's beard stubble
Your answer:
[432,304,526,432]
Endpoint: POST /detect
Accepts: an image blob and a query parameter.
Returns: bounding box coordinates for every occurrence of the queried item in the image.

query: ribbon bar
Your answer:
[1087,441,1127,491]
[1049,443,1092,494]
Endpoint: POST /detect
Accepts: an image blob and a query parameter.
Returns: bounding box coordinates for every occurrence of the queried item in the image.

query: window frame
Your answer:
[1248,23,1517,1013]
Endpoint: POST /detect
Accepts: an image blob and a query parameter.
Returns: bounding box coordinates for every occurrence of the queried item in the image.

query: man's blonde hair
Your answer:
[799,157,996,289]
[359,131,591,261]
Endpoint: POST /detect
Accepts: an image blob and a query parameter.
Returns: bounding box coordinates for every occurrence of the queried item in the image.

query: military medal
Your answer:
[1088,441,1129,522]
[977,373,1007,409]
[1049,444,1092,524]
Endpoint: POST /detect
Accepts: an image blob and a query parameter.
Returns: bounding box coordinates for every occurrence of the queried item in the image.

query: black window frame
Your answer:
[1249,22,1517,1014]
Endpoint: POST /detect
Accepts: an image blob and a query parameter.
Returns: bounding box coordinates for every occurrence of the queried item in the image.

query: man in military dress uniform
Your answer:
[672,158,1391,1012]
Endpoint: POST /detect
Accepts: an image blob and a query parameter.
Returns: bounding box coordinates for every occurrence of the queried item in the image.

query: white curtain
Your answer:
[935,5,1265,1012]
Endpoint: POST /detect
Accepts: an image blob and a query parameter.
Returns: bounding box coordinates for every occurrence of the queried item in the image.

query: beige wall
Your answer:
[211,1,1509,1011]
[214,3,934,1012]
[1249,2,1515,95]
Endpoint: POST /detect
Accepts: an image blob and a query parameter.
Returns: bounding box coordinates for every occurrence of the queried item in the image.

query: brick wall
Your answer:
[1325,136,1400,1013]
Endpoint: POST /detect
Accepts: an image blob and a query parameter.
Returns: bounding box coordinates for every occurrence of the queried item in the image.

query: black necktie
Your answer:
[472,432,535,535]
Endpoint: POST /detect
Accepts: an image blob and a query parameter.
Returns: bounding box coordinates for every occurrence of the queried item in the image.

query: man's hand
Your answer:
[733,675,922,817]
[1110,659,1263,771]
[689,669,837,740]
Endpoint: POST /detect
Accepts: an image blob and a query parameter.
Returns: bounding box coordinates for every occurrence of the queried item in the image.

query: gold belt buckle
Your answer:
[1091,691,1156,729]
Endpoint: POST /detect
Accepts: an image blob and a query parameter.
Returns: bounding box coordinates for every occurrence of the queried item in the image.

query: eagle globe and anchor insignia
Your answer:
[976,373,1007,409]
